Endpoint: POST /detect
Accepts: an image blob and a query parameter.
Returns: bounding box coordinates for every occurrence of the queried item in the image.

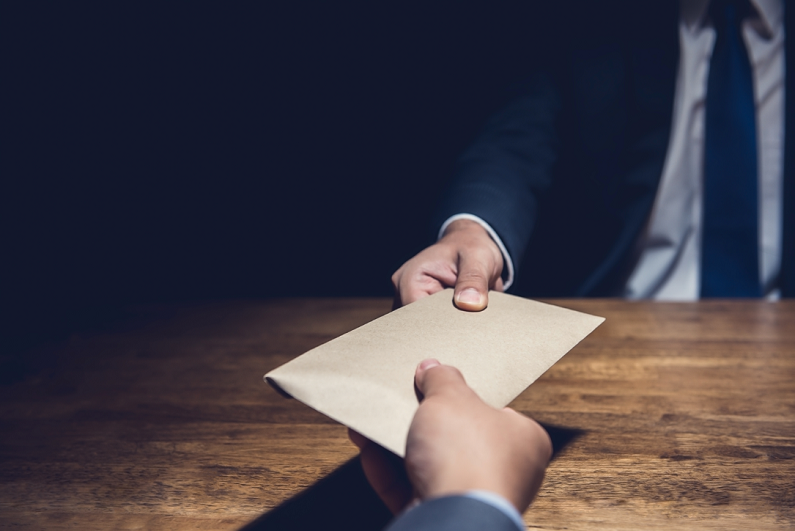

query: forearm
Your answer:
[434,72,561,274]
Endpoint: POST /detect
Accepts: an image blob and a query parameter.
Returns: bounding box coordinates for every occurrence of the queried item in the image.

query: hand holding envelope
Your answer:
[265,289,604,457]
[351,358,553,516]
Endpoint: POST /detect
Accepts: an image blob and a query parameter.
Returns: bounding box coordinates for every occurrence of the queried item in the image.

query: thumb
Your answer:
[414,359,470,401]
[453,252,492,311]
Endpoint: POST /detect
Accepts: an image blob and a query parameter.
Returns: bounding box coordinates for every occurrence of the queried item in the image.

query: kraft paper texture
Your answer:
[264,289,604,457]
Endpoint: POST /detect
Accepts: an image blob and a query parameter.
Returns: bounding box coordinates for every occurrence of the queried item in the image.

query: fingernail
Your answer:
[418,358,441,371]
[456,288,482,304]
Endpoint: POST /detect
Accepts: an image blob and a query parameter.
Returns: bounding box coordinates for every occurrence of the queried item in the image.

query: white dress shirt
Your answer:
[443,0,785,299]
[625,0,784,300]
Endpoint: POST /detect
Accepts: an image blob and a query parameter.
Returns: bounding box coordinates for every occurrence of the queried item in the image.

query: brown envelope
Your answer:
[264,289,604,457]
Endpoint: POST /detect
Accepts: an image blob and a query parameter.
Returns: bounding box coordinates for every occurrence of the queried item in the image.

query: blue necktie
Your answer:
[701,0,761,297]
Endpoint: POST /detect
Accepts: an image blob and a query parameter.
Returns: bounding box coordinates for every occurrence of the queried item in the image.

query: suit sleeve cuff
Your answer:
[438,214,515,291]
[386,493,525,531]
[462,490,525,530]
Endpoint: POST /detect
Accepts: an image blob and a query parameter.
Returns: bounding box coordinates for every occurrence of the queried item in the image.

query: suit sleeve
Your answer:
[384,495,524,531]
[433,72,561,278]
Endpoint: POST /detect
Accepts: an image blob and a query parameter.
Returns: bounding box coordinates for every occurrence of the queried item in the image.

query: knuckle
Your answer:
[434,365,465,386]
[457,269,489,284]
[446,365,465,381]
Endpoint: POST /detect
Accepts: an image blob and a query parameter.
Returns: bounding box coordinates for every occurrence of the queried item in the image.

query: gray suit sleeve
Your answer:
[384,495,523,531]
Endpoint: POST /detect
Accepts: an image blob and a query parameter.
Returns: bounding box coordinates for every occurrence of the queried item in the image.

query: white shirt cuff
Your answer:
[462,490,525,530]
[438,214,515,291]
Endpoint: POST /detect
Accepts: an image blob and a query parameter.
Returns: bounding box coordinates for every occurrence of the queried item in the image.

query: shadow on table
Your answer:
[239,423,583,531]
[239,457,392,531]
[542,423,586,460]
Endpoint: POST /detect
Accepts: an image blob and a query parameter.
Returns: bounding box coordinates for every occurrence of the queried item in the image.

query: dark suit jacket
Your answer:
[434,0,794,298]
[385,496,521,531]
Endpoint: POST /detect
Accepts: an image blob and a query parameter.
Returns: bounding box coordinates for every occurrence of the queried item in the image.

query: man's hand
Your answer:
[350,359,552,515]
[391,219,504,311]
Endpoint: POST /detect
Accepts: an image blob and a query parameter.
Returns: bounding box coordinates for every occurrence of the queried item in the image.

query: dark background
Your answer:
[4,2,547,346]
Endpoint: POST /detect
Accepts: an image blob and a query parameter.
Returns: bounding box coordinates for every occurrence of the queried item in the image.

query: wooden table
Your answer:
[1,299,793,530]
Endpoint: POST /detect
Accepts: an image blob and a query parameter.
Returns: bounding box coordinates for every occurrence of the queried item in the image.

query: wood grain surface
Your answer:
[0,299,793,530]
